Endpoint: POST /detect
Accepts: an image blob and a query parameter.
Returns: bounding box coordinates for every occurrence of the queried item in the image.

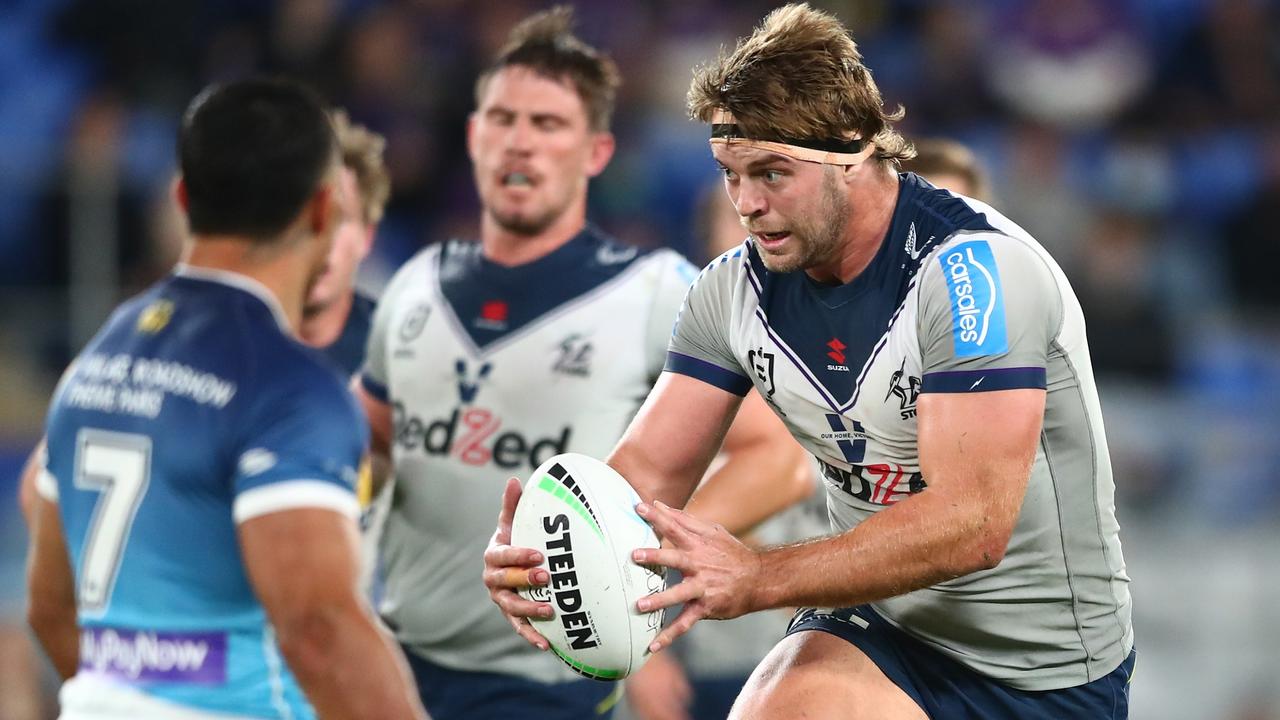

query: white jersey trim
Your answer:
[174,264,292,333]
[60,673,263,720]
[36,468,59,502]
[233,480,358,524]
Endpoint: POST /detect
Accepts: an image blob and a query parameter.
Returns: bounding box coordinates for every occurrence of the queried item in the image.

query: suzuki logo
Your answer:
[827,338,846,365]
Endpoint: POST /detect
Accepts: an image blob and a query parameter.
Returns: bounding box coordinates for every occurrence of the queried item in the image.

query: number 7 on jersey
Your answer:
[74,429,152,615]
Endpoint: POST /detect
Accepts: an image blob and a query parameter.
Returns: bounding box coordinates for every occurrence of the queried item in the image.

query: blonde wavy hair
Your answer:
[688,3,914,164]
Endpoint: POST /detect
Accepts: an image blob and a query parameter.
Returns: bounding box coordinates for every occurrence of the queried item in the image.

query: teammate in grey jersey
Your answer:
[486,5,1134,719]
[355,8,799,720]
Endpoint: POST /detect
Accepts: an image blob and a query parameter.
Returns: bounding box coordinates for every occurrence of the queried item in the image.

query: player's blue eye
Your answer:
[763,170,783,183]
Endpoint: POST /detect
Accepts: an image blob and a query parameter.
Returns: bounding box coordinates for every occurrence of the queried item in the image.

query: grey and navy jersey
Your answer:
[360,228,696,683]
[667,173,1133,691]
[38,266,366,718]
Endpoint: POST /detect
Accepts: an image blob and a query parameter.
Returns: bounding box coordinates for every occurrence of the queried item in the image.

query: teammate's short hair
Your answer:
[475,5,620,132]
[179,78,337,240]
[687,3,914,164]
[331,109,391,225]
[901,138,990,201]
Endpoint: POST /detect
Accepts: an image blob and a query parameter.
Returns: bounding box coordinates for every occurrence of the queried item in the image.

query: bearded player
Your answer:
[486,5,1134,719]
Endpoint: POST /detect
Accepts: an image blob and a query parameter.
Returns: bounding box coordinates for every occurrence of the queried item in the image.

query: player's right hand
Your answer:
[483,476,553,651]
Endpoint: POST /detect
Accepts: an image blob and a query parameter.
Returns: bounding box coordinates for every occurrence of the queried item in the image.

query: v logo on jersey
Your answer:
[820,413,867,463]
[455,359,493,404]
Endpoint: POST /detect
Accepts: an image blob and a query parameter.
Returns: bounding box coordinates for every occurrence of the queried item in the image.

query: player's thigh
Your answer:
[728,631,927,720]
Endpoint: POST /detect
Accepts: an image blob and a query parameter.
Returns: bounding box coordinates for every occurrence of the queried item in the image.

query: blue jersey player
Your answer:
[25,79,426,720]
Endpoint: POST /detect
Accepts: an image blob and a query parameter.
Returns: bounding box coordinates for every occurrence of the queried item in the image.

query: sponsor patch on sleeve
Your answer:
[939,240,1008,357]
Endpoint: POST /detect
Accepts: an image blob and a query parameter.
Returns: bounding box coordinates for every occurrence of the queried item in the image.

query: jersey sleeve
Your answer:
[231,367,369,524]
[358,249,427,399]
[643,250,699,382]
[664,253,753,396]
[34,443,58,503]
[916,233,1062,393]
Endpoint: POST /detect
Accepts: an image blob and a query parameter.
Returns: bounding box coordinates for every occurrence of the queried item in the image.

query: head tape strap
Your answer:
[707,109,876,166]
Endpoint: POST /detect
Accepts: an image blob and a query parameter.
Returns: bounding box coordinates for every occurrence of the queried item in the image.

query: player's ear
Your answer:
[174,176,189,213]
[465,113,479,163]
[585,132,615,178]
[308,182,334,235]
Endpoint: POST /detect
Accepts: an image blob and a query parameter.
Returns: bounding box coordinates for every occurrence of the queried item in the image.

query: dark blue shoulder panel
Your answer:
[437,226,652,350]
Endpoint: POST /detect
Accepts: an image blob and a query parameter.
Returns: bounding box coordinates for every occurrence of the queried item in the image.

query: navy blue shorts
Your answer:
[785,606,1135,719]
[401,646,620,720]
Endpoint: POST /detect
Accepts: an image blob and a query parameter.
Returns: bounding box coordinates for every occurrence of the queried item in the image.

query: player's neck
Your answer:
[300,291,353,349]
[184,236,312,336]
[808,167,901,285]
[479,202,586,267]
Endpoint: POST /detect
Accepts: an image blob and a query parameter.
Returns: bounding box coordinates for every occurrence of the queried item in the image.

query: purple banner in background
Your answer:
[79,626,227,684]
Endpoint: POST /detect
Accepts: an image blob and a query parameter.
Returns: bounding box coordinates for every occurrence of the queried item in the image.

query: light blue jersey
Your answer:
[38,265,367,719]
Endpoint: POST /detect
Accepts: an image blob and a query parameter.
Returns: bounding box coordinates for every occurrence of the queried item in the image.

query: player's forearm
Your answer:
[26,603,78,679]
[365,451,392,500]
[751,487,1007,611]
[683,441,810,536]
[17,442,44,528]
[607,373,742,509]
[278,602,425,720]
[608,439,705,510]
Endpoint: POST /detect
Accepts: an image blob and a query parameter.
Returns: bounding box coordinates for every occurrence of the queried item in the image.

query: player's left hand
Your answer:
[630,500,761,653]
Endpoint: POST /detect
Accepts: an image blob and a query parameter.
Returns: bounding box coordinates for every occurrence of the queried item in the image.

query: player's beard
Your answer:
[491,207,559,236]
[488,189,573,237]
[758,168,850,274]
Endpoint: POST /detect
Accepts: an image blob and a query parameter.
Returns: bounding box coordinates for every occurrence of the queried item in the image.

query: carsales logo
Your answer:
[941,240,1008,357]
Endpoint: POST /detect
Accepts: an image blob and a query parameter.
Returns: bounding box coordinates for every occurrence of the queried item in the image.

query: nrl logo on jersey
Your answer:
[747,347,786,414]
[554,334,593,377]
[398,302,430,342]
[747,347,777,396]
[884,358,921,420]
[395,303,431,358]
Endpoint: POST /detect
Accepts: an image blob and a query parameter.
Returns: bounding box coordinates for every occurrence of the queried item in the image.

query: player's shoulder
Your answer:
[689,240,753,293]
[254,333,354,398]
[906,177,1055,278]
[573,226,669,279]
[639,246,698,279]
[927,222,1055,280]
[91,279,178,344]
[381,243,446,303]
[162,270,357,417]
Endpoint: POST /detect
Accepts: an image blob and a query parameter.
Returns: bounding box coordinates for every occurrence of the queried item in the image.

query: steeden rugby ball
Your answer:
[511,453,665,680]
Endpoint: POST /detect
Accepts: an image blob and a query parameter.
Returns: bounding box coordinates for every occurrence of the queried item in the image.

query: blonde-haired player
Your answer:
[487,5,1134,718]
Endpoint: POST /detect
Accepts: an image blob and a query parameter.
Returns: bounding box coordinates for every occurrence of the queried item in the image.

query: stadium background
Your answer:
[0,0,1277,717]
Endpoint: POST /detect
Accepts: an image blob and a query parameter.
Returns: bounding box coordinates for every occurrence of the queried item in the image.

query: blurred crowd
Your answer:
[1,0,1279,718]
